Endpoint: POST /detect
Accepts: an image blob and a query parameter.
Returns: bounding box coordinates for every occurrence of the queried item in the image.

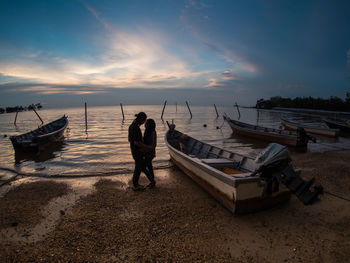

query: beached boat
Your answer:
[10,115,69,151]
[223,115,310,149]
[323,119,350,134]
[165,124,322,214]
[281,118,339,137]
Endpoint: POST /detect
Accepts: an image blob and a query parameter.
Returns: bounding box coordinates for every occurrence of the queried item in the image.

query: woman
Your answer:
[143,118,157,188]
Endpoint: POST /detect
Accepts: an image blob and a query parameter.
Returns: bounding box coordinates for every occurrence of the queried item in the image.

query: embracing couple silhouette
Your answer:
[128,112,157,191]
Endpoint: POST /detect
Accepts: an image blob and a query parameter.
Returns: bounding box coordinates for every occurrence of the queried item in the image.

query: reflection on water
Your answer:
[1,105,350,177]
[14,141,65,164]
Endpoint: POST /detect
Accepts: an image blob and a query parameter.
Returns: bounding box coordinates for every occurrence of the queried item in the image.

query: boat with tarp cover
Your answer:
[323,119,350,135]
[223,115,310,150]
[165,123,323,214]
[281,118,339,138]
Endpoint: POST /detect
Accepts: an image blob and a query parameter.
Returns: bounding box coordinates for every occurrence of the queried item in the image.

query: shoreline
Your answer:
[1,150,350,262]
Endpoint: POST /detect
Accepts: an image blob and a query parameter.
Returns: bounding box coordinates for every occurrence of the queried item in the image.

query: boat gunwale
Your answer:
[37,117,69,139]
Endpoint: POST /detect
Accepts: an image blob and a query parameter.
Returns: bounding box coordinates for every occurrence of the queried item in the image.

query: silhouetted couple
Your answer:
[128,112,157,191]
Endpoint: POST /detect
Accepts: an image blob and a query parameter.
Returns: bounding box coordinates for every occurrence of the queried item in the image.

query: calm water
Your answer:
[1,105,349,177]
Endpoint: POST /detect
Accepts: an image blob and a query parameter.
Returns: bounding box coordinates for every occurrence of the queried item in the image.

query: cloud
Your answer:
[0,1,250,97]
[180,3,260,75]
[0,82,108,95]
[1,1,208,95]
[79,0,113,33]
[206,69,239,89]
[184,0,210,10]
[222,70,238,81]
[0,26,212,94]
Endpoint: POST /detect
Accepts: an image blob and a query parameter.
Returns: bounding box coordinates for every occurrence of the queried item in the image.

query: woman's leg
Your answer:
[145,157,156,185]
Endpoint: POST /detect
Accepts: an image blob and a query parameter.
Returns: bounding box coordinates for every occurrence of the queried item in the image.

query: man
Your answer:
[128,112,153,190]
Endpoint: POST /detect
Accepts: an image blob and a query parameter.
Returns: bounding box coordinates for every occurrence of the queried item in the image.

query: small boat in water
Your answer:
[281,118,339,137]
[323,119,350,134]
[165,123,322,214]
[223,115,310,150]
[10,115,69,151]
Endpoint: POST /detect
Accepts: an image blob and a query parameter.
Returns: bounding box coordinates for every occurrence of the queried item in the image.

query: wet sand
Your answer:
[1,150,350,262]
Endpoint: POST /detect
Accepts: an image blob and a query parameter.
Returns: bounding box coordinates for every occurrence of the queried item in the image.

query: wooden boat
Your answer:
[281,118,339,137]
[10,115,68,151]
[223,115,309,149]
[165,124,322,214]
[323,119,350,134]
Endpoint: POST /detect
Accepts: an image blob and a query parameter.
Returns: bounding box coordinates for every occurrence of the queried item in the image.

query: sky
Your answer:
[0,0,350,108]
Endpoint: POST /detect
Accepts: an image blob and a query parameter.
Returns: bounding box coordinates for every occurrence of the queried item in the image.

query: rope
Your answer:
[324,190,350,202]
[217,118,226,129]
[0,175,19,187]
[0,163,174,183]
[315,142,350,151]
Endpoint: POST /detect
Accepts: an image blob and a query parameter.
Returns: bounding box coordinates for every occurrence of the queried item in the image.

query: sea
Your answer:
[1,105,350,178]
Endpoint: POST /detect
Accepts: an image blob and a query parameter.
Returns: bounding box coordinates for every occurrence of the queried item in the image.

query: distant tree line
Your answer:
[0,103,43,114]
[256,96,350,112]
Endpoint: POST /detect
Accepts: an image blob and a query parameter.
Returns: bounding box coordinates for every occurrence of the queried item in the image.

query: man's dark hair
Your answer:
[135,112,147,121]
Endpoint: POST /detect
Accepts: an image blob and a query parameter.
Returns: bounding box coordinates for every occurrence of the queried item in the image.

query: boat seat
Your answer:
[201,158,234,165]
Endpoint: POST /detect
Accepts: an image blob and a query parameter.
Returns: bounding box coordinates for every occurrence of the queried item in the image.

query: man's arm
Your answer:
[134,141,153,151]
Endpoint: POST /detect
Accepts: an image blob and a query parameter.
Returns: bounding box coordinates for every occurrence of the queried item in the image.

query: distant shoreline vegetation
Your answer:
[256,96,350,112]
[0,103,43,114]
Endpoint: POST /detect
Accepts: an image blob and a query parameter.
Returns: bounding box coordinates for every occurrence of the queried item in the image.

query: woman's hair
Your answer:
[144,119,156,138]
[145,118,156,131]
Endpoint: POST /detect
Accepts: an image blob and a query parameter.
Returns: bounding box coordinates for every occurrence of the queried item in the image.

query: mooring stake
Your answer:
[120,103,125,120]
[14,111,18,126]
[32,105,44,124]
[235,102,241,120]
[85,102,88,132]
[214,104,219,118]
[186,101,192,119]
[161,100,167,120]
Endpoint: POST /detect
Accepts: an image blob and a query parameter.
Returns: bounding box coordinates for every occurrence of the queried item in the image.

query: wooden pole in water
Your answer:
[85,102,88,132]
[120,103,125,120]
[175,102,177,113]
[161,100,167,120]
[14,111,18,125]
[186,101,192,119]
[32,105,44,124]
[235,102,241,120]
[214,104,219,118]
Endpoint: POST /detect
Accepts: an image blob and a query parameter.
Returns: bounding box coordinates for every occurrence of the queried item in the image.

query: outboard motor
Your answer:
[255,143,291,168]
[254,143,323,205]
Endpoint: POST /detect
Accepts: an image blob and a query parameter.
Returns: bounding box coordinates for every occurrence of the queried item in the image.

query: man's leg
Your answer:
[132,158,142,187]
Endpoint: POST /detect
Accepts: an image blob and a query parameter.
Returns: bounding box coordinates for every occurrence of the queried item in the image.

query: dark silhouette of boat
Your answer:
[10,115,68,151]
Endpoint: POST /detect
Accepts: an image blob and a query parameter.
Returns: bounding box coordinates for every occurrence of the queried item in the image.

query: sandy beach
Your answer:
[1,150,350,263]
